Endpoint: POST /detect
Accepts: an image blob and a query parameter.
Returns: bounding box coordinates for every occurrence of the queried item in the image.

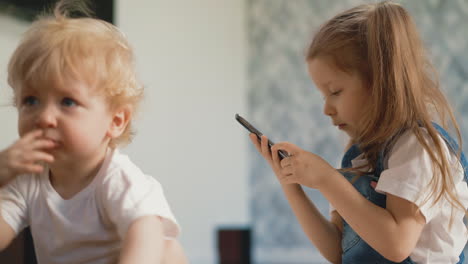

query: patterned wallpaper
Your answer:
[247,0,468,263]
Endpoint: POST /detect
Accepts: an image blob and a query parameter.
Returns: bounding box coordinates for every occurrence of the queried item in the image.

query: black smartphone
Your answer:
[235,113,288,160]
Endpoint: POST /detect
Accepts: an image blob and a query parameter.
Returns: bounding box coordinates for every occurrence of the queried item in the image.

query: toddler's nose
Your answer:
[35,106,57,129]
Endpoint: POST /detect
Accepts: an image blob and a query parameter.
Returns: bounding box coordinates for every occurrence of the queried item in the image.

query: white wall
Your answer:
[0,15,26,147]
[115,1,249,263]
[0,1,249,263]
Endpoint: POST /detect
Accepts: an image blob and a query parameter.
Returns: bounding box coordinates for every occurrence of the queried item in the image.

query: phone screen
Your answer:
[235,113,288,160]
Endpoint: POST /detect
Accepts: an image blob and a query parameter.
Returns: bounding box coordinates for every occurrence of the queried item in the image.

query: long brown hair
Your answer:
[307,1,465,222]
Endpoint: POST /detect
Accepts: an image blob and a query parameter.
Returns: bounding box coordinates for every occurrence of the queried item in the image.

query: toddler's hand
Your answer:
[0,130,55,186]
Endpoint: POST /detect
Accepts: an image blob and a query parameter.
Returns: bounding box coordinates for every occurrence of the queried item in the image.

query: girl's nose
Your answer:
[323,100,336,116]
[35,105,57,129]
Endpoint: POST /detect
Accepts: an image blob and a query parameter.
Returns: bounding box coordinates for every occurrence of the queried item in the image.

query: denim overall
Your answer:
[340,123,467,264]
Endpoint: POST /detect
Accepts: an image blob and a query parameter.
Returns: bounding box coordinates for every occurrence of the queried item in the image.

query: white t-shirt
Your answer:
[0,148,180,264]
[332,130,468,264]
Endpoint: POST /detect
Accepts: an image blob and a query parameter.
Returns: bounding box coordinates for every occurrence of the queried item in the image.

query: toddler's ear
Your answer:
[107,105,131,139]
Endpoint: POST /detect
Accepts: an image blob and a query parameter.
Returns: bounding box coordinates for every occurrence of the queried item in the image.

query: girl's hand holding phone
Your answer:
[0,130,55,186]
[250,133,337,189]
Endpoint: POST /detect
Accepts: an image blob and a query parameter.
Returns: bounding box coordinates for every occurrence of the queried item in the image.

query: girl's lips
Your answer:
[338,124,347,129]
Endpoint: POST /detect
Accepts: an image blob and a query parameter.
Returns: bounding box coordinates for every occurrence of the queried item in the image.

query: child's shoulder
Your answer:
[98,148,161,191]
[387,127,462,175]
[107,149,145,176]
[390,127,453,159]
[4,170,46,191]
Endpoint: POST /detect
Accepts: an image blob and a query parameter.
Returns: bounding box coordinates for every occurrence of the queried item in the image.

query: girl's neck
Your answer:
[48,147,109,200]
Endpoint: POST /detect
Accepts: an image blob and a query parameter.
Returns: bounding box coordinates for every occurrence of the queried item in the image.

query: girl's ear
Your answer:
[107,105,131,139]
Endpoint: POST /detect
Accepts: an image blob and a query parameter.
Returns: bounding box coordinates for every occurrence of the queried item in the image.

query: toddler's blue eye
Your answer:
[62,97,77,107]
[22,96,39,106]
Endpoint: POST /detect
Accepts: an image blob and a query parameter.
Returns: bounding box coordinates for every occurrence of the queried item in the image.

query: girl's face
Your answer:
[308,57,370,140]
[17,79,115,166]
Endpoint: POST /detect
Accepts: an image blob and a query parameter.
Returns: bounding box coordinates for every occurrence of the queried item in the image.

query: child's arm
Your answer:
[319,172,425,262]
[103,164,183,264]
[271,141,425,263]
[0,130,55,250]
[161,239,189,264]
[281,184,342,263]
[119,216,164,264]
[0,216,16,251]
[250,134,342,263]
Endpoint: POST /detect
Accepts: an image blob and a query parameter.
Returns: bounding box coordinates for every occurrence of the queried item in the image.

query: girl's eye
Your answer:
[331,90,342,96]
[61,97,77,107]
[22,96,39,106]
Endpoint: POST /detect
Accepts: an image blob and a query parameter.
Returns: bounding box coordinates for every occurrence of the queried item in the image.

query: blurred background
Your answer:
[0,0,467,264]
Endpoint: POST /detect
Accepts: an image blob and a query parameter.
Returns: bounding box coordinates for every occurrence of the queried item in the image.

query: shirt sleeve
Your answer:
[329,203,336,215]
[375,130,457,223]
[0,175,30,234]
[100,169,180,240]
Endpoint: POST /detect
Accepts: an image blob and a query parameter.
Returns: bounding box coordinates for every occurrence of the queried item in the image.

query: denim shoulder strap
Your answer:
[341,144,362,169]
[339,145,413,263]
[341,144,385,178]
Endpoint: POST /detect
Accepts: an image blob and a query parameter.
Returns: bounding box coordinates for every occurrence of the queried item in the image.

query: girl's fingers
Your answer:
[281,166,293,176]
[272,142,296,157]
[249,134,261,152]
[250,135,299,184]
[260,136,273,162]
[260,135,269,154]
[271,141,280,163]
[249,134,272,164]
[280,157,292,168]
